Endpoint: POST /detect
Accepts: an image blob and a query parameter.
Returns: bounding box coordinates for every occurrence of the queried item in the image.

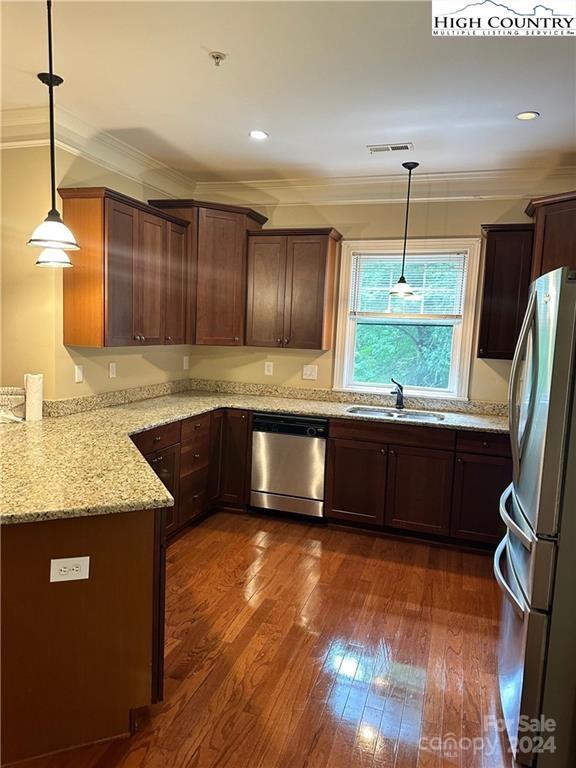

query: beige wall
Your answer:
[1,145,194,399]
[2,144,530,402]
[184,196,531,402]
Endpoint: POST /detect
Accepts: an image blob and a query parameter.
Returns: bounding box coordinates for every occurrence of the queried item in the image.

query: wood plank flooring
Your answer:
[19,512,510,768]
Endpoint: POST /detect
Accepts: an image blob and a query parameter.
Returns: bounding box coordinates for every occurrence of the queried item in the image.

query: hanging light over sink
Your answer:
[390,161,419,297]
[27,0,78,267]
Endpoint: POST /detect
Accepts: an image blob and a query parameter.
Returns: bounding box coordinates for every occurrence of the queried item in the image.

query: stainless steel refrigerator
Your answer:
[495,267,576,767]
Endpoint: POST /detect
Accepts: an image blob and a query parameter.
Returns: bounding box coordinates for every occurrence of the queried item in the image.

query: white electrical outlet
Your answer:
[183,355,190,371]
[74,364,84,384]
[264,361,274,376]
[50,556,90,583]
[302,364,318,381]
[108,362,117,379]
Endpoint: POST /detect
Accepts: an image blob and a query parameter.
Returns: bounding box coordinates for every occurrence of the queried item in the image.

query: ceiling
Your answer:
[2,0,575,183]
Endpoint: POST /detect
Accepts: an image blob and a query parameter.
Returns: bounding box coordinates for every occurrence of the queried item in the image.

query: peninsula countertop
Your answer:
[0,392,509,525]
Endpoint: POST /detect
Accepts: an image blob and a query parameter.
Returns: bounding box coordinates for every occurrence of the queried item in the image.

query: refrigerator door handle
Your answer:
[499,484,535,551]
[494,536,527,619]
[509,290,537,484]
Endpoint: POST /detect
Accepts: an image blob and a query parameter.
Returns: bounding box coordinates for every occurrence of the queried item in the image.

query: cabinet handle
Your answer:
[276,338,282,345]
[234,336,240,342]
[141,336,146,342]
[457,458,462,463]
[380,448,386,454]
[482,441,489,447]
[194,423,202,430]
[151,455,163,464]
[479,348,484,354]
[283,338,290,345]
[193,494,200,500]
[241,414,246,420]
[390,449,396,455]
[194,453,200,459]
[153,436,162,443]
[166,336,173,343]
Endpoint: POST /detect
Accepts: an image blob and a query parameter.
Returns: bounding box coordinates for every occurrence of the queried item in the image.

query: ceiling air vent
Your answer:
[367,142,414,154]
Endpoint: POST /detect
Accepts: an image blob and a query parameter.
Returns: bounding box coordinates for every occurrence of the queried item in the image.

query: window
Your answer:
[334,238,481,398]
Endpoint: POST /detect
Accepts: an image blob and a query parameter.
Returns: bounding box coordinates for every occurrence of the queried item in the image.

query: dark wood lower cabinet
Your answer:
[208,409,224,505]
[451,452,511,544]
[220,409,250,506]
[385,445,454,535]
[145,444,180,536]
[325,439,387,526]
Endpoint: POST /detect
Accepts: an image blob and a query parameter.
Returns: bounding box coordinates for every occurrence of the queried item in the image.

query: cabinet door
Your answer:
[325,439,387,526]
[385,445,453,535]
[207,410,224,507]
[164,222,187,345]
[478,227,533,359]
[532,198,576,279]
[105,198,138,346]
[146,444,180,537]
[196,208,246,345]
[246,236,286,347]
[220,409,249,506]
[451,452,511,544]
[283,235,328,349]
[134,211,166,345]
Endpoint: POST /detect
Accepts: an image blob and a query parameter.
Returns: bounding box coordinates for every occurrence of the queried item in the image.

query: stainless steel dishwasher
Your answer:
[250,413,328,518]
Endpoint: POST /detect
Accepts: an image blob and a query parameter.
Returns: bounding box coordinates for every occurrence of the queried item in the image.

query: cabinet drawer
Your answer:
[456,430,511,457]
[179,468,208,524]
[329,418,455,451]
[132,421,181,455]
[181,413,211,443]
[180,432,210,475]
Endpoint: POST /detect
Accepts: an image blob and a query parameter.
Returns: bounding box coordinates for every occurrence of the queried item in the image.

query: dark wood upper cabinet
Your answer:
[385,445,454,535]
[105,197,138,347]
[149,199,267,347]
[478,224,534,360]
[451,452,511,545]
[526,190,576,280]
[61,188,189,348]
[135,211,166,345]
[246,229,342,350]
[220,409,250,507]
[246,236,286,347]
[325,438,387,526]
[164,221,188,345]
[196,208,247,345]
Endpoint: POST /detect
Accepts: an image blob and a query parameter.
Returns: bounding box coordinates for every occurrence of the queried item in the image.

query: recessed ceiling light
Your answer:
[249,129,269,140]
[516,111,541,121]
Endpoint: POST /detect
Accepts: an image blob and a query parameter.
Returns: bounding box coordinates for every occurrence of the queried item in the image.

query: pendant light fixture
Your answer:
[27,0,78,267]
[390,161,419,296]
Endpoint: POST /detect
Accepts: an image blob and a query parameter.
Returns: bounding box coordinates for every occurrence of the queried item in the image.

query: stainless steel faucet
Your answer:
[391,378,404,409]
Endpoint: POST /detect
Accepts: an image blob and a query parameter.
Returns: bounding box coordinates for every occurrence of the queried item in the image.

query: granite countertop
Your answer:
[0,392,508,525]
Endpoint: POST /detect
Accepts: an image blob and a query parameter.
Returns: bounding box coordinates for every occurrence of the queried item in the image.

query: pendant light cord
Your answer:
[46,0,57,213]
[400,165,413,278]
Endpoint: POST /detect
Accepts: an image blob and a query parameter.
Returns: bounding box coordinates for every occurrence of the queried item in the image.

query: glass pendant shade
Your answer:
[389,275,414,297]
[28,209,79,250]
[35,247,73,268]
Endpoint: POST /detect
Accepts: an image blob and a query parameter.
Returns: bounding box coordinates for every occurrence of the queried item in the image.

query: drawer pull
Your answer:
[194,423,202,429]
[482,441,489,447]
[153,436,162,443]
[151,455,163,464]
[194,453,200,459]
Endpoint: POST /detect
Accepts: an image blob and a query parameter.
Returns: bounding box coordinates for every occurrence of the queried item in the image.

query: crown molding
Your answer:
[1,107,197,199]
[194,166,576,207]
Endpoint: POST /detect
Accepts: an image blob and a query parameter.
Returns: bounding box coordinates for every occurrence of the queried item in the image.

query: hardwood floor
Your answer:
[19,512,510,768]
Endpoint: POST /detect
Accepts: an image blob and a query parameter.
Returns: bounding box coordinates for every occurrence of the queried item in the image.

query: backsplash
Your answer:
[42,378,508,419]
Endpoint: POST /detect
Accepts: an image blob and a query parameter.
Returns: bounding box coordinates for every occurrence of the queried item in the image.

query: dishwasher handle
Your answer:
[252,413,328,438]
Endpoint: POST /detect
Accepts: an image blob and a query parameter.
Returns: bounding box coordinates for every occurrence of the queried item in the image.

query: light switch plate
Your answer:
[183,355,190,371]
[108,362,117,378]
[302,364,318,381]
[50,556,90,583]
[74,364,83,384]
[264,361,274,376]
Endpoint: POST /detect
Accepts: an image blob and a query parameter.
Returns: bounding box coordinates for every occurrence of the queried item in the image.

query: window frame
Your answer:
[333,238,481,399]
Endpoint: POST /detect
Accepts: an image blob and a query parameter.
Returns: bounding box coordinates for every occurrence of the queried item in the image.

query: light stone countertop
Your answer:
[0,392,509,525]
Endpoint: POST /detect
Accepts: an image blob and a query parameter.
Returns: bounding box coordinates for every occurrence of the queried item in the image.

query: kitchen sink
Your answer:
[346,405,445,422]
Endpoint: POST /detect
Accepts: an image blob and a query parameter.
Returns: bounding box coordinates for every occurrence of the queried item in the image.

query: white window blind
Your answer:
[350,252,467,319]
